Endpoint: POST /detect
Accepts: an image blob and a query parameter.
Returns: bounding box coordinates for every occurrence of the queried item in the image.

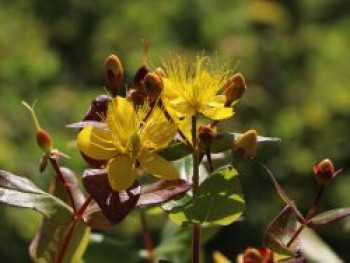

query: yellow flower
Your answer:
[161,55,234,121]
[77,96,179,190]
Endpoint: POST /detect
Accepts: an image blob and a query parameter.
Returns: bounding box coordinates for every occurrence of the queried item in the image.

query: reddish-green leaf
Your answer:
[0,170,73,224]
[310,207,350,225]
[137,179,192,207]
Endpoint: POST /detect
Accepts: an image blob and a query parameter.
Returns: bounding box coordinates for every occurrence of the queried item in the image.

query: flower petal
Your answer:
[107,155,136,190]
[77,125,118,160]
[139,152,179,180]
[200,104,234,120]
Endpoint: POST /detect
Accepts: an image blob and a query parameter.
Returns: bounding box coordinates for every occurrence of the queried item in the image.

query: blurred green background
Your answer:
[0,0,349,262]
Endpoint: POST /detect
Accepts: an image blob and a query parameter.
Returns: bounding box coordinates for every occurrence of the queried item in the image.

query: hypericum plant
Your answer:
[0,46,347,263]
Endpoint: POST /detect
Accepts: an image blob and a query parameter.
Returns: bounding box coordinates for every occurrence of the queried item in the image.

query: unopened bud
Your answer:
[224,73,246,106]
[36,129,53,153]
[314,158,335,183]
[242,247,273,263]
[144,72,163,102]
[105,54,123,96]
[126,89,146,106]
[199,126,216,146]
[154,67,166,77]
[133,66,149,86]
[233,130,258,158]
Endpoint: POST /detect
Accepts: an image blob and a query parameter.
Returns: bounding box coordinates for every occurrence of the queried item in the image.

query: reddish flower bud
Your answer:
[242,247,273,263]
[105,54,123,96]
[224,73,246,106]
[126,89,147,106]
[199,125,216,146]
[144,72,163,102]
[36,129,53,153]
[133,66,149,86]
[314,158,335,182]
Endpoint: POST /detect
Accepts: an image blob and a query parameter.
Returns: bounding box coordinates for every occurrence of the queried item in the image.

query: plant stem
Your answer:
[49,157,77,213]
[55,220,77,263]
[77,195,93,218]
[191,116,201,263]
[140,211,156,263]
[286,184,325,248]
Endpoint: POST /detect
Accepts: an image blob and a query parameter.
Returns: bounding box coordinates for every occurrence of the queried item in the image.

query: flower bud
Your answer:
[126,89,147,106]
[154,67,166,77]
[83,95,111,122]
[199,125,216,146]
[314,158,335,183]
[105,54,123,96]
[36,129,53,153]
[242,247,273,263]
[144,72,163,102]
[224,73,246,106]
[133,65,149,87]
[233,130,258,158]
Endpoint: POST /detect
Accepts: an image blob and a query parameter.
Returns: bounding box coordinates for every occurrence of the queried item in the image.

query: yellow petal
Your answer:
[107,155,136,190]
[200,104,234,120]
[77,126,118,160]
[139,152,179,180]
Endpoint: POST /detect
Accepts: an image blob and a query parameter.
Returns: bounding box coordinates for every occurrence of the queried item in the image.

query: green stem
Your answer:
[191,116,200,263]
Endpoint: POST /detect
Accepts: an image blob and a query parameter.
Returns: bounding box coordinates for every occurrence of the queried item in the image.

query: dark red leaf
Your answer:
[82,169,140,224]
[137,179,192,207]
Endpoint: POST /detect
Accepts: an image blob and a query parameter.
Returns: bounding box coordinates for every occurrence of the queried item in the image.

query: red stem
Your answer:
[49,157,77,213]
[55,221,77,263]
[77,195,93,218]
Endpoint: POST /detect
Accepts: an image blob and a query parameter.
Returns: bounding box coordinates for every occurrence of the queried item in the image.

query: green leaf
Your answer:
[30,220,90,263]
[264,205,298,259]
[163,166,245,226]
[29,168,90,263]
[299,228,343,263]
[310,207,350,225]
[158,140,192,161]
[0,170,73,224]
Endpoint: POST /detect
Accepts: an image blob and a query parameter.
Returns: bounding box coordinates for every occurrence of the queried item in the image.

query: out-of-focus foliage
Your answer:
[0,0,349,262]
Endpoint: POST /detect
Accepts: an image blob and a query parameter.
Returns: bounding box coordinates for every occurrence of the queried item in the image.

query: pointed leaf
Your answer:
[0,170,73,224]
[158,140,192,161]
[163,166,245,226]
[137,179,192,207]
[310,207,350,225]
[30,169,90,263]
[264,205,298,258]
[82,169,140,224]
[259,163,304,223]
[30,220,90,263]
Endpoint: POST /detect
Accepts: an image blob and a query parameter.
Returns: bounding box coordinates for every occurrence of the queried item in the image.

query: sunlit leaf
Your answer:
[310,207,350,226]
[163,166,245,226]
[82,169,140,224]
[299,228,343,263]
[0,170,73,224]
